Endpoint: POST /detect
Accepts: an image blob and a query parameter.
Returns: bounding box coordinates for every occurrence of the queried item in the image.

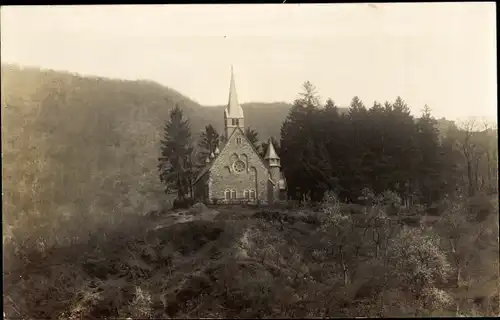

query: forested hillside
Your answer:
[2,64,184,231]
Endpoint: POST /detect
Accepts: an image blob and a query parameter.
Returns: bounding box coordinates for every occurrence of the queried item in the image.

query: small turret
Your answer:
[210,152,215,159]
[214,146,220,156]
[265,138,280,182]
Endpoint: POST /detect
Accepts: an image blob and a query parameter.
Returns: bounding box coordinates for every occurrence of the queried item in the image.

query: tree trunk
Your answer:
[177,173,183,200]
[485,151,491,191]
[380,241,389,316]
[474,158,481,192]
[467,160,475,196]
[340,248,349,287]
[373,229,380,258]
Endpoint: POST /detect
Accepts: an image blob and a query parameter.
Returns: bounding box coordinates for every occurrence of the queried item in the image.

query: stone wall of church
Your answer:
[208,128,270,203]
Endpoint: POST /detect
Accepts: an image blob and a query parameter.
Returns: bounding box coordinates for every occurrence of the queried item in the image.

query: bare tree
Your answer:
[480,120,498,194]
[455,119,485,196]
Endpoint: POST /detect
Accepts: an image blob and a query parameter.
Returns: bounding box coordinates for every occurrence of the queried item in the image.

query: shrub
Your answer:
[119,287,153,318]
[466,193,495,222]
[358,188,376,206]
[341,203,366,215]
[172,197,196,210]
[322,190,340,205]
[376,190,402,207]
[400,216,421,227]
[189,202,208,215]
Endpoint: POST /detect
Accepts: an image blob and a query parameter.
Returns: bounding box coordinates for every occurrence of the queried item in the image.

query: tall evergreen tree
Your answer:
[281,81,322,201]
[298,81,321,108]
[414,105,444,204]
[198,124,220,163]
[324,98,337,110]
[158,104,193,199]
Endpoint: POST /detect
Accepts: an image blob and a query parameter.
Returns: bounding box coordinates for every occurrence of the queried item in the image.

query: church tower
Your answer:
[224,66,244,139]
[265,138,281,183]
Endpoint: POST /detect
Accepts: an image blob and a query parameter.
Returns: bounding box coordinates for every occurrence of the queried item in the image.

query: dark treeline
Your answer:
[280,81,497,206]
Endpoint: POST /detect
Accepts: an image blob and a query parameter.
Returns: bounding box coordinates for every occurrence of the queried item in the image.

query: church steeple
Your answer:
[224,66,244,139]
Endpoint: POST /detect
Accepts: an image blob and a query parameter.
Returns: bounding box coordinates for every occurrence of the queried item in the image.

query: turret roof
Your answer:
[264,138,280,160]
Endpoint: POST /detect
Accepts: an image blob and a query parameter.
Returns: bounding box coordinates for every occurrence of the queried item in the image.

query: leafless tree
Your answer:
[455,119,485,196]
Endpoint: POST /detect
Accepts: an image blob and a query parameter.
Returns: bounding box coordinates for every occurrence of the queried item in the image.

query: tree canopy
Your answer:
[280,81,497,205]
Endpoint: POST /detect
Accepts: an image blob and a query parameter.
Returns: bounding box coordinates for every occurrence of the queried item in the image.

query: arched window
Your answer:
[244,190,249,200]
[225,189,231,200]
[250,189,256,200]
[231,189,237,199]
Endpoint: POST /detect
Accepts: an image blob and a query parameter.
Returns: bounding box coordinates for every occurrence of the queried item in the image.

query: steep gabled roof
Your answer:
[193,126,270,184]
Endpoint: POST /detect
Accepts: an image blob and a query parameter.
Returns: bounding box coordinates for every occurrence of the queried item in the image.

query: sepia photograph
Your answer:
[1,3,498,318]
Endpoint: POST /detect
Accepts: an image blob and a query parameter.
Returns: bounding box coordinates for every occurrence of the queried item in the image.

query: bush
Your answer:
[342,203,366,215]
[357,188,376,206]
[400,216,422,227]
[466,193,495,222]
[425,199,452,217]
[189,202,208,215]
[173,197,196,210]
[299,211,323,226]
[322,190,340,205]
[376,190,402,206]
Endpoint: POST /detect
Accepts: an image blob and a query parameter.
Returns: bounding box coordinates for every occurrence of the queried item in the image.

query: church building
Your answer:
[193,68,286,204]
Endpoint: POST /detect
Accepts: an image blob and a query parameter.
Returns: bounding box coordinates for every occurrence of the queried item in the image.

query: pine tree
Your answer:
[158,104,193,199]
[198,124,220,163]
[298,81,321,108]
[415,105,443,204]
[281,81,322,201]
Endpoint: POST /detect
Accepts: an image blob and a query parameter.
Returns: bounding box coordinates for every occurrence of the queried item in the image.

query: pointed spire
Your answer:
[225,66,244,119]
[214,146,220,155]
[210,152,215,159]
[265,138,279,160]
[205,157,210,163]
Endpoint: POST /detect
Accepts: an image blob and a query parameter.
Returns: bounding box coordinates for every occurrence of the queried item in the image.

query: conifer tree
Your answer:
[198,124,220,163]
[158,104,193,199]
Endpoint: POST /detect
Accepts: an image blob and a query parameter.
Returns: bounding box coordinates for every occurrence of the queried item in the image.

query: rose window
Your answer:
[233,160,246,173]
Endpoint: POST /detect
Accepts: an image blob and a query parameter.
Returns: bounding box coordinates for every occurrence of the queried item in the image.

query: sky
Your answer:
[1,3,497,121]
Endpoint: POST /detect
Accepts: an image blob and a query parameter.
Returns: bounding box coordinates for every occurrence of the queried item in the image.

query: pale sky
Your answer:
[1,3,497,121]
